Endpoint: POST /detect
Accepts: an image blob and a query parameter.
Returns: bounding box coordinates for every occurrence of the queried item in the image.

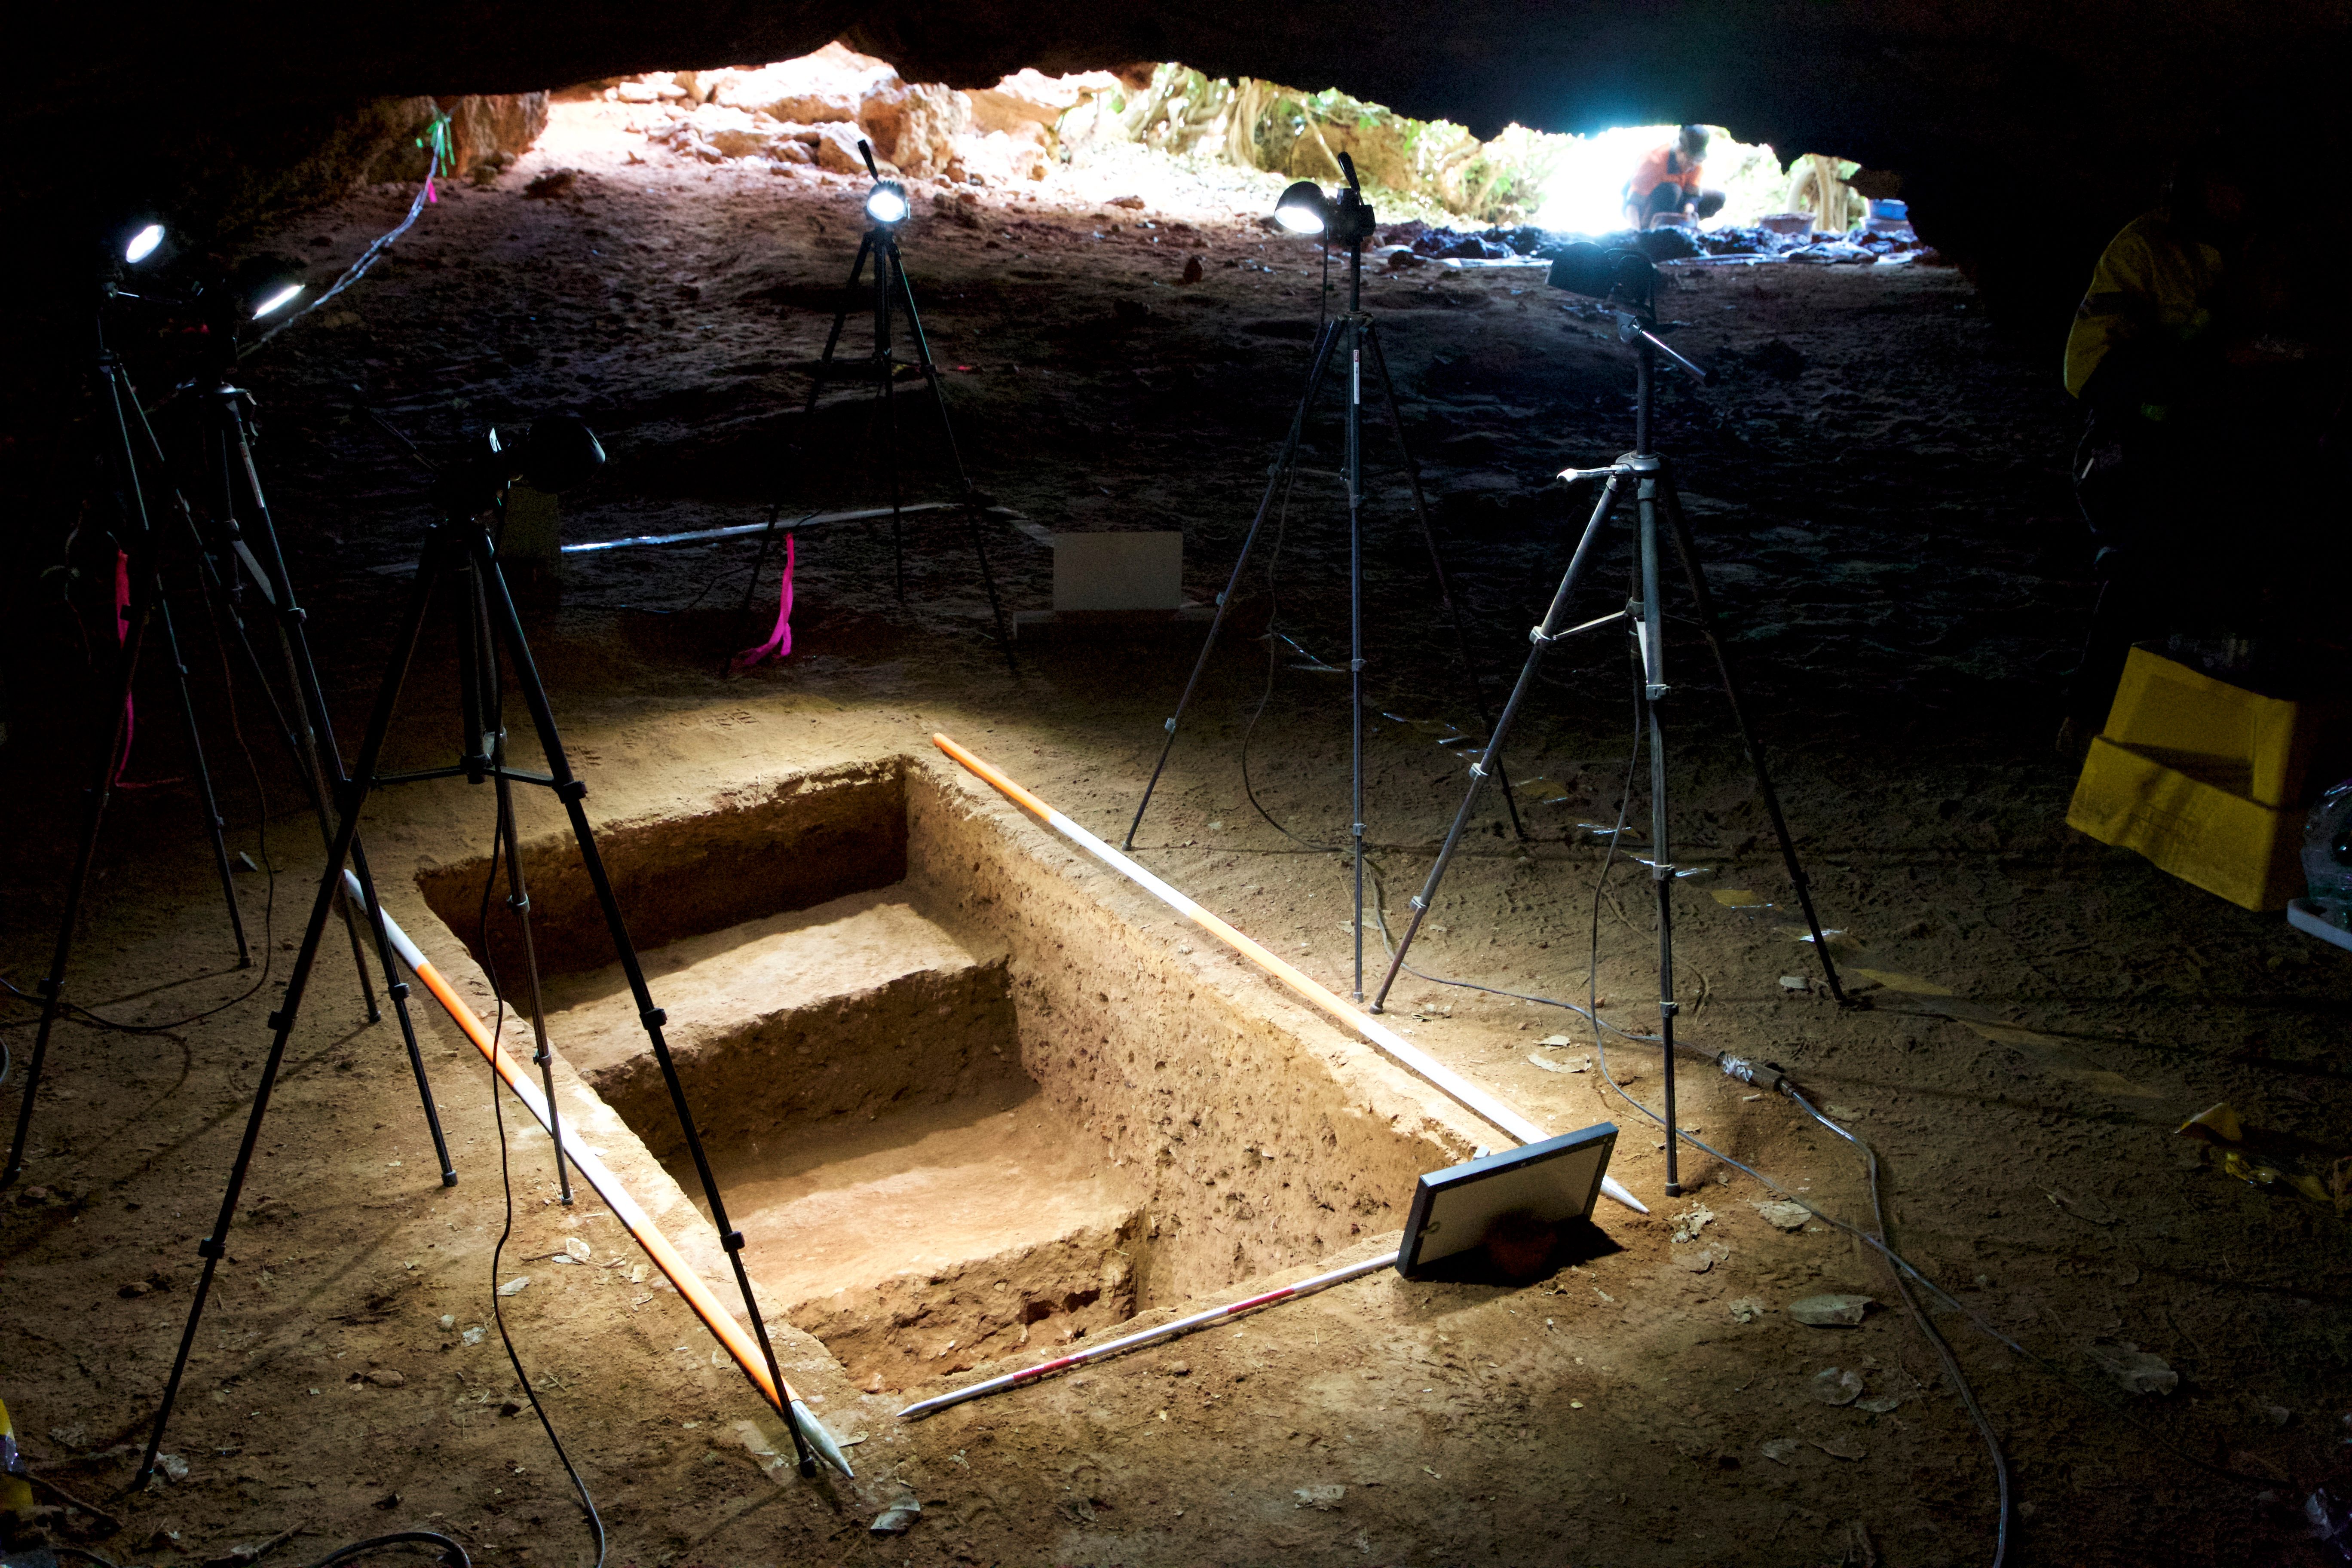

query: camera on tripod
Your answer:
[435,414,607,519]
[1545,241,1659,320]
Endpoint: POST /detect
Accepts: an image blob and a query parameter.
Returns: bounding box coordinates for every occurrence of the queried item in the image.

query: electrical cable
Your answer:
[0,565,281,1039]
[1574,682,2011,1565]
[1317,239,1331,340]
[243,117,450,358]
[364,407,440,474]
[1781,1077,2011,1564]
[1238,459,1341,855]
[1363,857,1659,1042]
[55,1530,472,1568]
[475,805,608,1568]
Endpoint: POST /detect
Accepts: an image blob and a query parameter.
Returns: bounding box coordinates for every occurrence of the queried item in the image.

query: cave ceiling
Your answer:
[15,0,2348,312]
[44,0,2344,165]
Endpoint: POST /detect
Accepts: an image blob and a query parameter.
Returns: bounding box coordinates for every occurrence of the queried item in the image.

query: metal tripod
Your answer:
[1366,308,1848,1197]
[141,444,823,1481]
[3,291,448,1188]
[1124,224,1521,1001]
[739,194,1013,669]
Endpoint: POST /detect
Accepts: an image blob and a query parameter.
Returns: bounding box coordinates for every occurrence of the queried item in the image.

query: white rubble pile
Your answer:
[603,43,1123,187]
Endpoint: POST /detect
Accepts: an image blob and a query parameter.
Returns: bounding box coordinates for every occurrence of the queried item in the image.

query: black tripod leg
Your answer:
[469,534,819,1477]
[192,402,383,1021]
[1363,322,1525,839]
[0,596,150,1188]
[153,587,249,967]
[1370,472,1627,1012]
[139,522,447,1486]
[491,737,572,1204]
[740,236,875,633]
[1345,314,1367,999]
[1125,317,1346,850]
[895,248,1015,672]
[869,242,905,605]
[193,545,382,1010]
[1635,476,1681,1197]
[347,836,457,1185]
[233,577,385,1019]
[1655,474,1847,1003]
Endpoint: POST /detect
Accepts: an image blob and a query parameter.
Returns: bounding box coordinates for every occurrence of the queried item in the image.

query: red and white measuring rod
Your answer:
[898,1252,1396,1420]
[929,734,1647,1217]
[347,873,854,1479]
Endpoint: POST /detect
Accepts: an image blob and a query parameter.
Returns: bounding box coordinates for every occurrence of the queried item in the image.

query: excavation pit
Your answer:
[417,754,1484,1389]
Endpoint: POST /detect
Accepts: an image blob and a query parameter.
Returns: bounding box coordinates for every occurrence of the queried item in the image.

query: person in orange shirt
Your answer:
[1624,125,1726,230]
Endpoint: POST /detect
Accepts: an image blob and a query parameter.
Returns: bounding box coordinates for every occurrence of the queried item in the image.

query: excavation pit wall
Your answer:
[415,753,1485,1390]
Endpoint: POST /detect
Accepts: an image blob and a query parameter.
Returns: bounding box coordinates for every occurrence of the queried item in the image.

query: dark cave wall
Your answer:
[15,0,2350,314]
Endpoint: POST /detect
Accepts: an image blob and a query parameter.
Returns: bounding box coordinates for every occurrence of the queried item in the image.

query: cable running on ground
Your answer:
[475,808,608,1568]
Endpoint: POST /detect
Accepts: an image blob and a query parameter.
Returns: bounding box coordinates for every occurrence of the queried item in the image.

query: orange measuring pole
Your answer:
[930,735,1646,1215]
[347,874,853,1476]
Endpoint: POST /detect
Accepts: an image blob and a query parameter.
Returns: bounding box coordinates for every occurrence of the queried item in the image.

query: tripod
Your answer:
[739,144,1012,668]
[1125,155,1520,1002]
[141,419,824,1482]
[3,285,445,1188]
[1366,273,1848,1197]
[183,347,462,1164]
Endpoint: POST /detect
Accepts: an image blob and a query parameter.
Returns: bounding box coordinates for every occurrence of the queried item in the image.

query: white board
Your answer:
[1053,531,1183,612]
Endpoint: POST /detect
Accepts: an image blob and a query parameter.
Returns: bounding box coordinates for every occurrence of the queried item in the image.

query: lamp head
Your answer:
[124,223,166,266]
[1274,180,1329,235]
[864,179,910,227]
[511,413,607,493]
[856,137,910,228]
[1273,169,1377,245]
[230,255,307,321]
[98,214,173,281]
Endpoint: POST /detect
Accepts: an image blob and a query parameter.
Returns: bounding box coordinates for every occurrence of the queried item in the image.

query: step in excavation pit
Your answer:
[415,753,1485,1393]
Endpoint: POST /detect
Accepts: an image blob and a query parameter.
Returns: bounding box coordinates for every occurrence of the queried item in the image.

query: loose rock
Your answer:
[1807,1368,1864,1406]
[2088,1341,2178,1396]
[871,1496,922,1535]
[1788,1293,1875,1327]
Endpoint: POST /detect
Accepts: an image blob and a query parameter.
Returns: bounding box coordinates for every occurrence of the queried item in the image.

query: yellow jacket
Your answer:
[2063,210,2225,412]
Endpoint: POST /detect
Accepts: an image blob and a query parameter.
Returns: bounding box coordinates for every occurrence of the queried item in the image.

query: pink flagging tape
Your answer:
[731,533,795,674]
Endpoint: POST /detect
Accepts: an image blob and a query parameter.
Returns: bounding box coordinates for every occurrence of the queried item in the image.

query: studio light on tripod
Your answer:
[123,223,165,265]
[1274,181,1330,235]
[1271,163,1376,245]
[249,279,304,319]
[864,179,910,227]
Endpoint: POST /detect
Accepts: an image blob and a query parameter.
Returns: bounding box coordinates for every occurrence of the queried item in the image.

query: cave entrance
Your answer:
[551,48,1870,239]
[417,755,1475,1390]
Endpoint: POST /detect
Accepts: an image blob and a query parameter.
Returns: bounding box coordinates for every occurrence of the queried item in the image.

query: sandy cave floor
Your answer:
[3,101,2351,1568]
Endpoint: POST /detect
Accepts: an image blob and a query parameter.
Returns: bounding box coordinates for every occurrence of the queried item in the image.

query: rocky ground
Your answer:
[3,99,2349,1568]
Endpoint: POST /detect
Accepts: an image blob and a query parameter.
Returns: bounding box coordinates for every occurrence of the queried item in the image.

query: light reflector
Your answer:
[1396,1123,1620,1279]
